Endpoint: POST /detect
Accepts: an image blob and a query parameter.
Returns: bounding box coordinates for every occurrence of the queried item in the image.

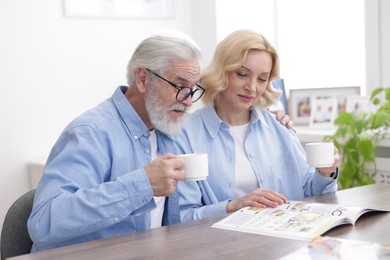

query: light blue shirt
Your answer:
[175,106,338,222]
[28,86,181,252]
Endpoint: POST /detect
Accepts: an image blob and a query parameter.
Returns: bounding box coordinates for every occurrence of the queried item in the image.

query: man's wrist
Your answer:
[318,168,338,179]
[330,167,339,179]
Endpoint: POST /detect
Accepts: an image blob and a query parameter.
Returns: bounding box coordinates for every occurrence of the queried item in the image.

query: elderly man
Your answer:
[27,31,204,251]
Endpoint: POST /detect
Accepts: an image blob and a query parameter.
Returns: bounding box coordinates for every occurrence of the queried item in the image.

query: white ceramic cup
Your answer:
[305,142,334,167]
[178,153,209,181]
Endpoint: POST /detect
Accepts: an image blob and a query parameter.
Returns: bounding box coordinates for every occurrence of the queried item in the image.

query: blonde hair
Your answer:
[201,29,281,109]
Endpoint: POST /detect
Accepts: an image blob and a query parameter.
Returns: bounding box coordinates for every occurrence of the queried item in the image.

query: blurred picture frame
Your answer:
[271,78,288,114]
[346,95,370,116]
[63,0,175,18]
[309,97,338,129]
[289,86,360,125]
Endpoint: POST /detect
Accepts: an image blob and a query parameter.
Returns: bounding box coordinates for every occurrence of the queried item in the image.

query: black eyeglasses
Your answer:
[146,68,205,103]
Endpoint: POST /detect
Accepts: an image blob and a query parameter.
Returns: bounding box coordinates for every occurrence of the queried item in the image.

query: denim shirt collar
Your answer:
[200,105,270,138]
[112,86,149,142]
[112,86,175,147]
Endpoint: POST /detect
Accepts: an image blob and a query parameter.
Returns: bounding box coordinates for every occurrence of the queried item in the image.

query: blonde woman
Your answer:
[175,30,340,221]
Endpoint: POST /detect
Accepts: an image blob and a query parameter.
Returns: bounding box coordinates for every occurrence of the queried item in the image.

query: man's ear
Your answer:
[135,67,148,93]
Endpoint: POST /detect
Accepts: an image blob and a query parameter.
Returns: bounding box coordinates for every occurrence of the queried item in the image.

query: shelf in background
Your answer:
[294,126,390,148]
[294,126,336,144]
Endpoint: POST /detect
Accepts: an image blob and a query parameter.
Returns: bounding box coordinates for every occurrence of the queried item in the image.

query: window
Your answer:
[215,0,365,95]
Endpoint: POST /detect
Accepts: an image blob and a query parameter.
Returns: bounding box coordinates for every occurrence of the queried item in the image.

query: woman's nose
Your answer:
[246,79,257,91]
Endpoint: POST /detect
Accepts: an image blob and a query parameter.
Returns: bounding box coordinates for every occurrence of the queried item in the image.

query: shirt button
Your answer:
[145,149,150,154]
[144,132,149,137]
[134,135,138,140]
[114,217,119,222]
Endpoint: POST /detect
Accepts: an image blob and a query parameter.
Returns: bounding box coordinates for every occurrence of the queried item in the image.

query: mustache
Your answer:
[169,103,187,112]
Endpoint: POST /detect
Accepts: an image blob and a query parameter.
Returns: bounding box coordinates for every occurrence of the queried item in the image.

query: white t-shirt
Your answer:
[229,123,258,198]
[149,130,166,229]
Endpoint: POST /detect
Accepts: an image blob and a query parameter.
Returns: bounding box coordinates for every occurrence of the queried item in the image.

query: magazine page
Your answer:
[279,236,390,260]
[212,202,346,241]
[283,201,365,225]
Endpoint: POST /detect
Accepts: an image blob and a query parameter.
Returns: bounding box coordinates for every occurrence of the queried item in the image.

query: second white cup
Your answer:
[178,153,209,181]
[305,142,334,168]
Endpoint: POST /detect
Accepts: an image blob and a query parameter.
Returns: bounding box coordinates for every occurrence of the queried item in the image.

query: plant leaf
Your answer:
[386,87,390,102]
[370,87,384,100]
[358,137,375,161]
[372,111,390,128]
[334,112,355,125]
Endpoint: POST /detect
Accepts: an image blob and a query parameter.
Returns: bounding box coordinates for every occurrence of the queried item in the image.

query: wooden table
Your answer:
[11,184,390,260]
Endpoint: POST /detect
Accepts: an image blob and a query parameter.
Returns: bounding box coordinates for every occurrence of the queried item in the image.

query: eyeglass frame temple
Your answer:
[145,68,205,102]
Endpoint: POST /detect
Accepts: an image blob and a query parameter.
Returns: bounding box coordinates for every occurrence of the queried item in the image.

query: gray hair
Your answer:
[127,30,202,87]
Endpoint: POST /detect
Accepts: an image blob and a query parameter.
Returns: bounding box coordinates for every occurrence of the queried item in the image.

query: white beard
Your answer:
[145,90,189,135]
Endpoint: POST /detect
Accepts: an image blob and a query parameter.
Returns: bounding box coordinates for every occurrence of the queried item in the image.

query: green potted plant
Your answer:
[326,87,390,189]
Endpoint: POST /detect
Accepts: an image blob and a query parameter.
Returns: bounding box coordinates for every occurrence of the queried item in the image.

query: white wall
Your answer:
[0,0,216,234]
[215,0,276,44]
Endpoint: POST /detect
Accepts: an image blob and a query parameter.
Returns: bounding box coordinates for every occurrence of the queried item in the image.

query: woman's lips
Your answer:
[238,94,254,102]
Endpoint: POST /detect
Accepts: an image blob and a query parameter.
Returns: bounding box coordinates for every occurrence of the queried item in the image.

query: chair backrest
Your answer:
[1,189,35,260]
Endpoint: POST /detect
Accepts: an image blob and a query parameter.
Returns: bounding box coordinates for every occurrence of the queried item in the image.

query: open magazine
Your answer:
[279,236,390,259]
[212,201,387,241]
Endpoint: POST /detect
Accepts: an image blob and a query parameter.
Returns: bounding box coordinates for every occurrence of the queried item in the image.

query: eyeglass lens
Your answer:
[177,88,203,102]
